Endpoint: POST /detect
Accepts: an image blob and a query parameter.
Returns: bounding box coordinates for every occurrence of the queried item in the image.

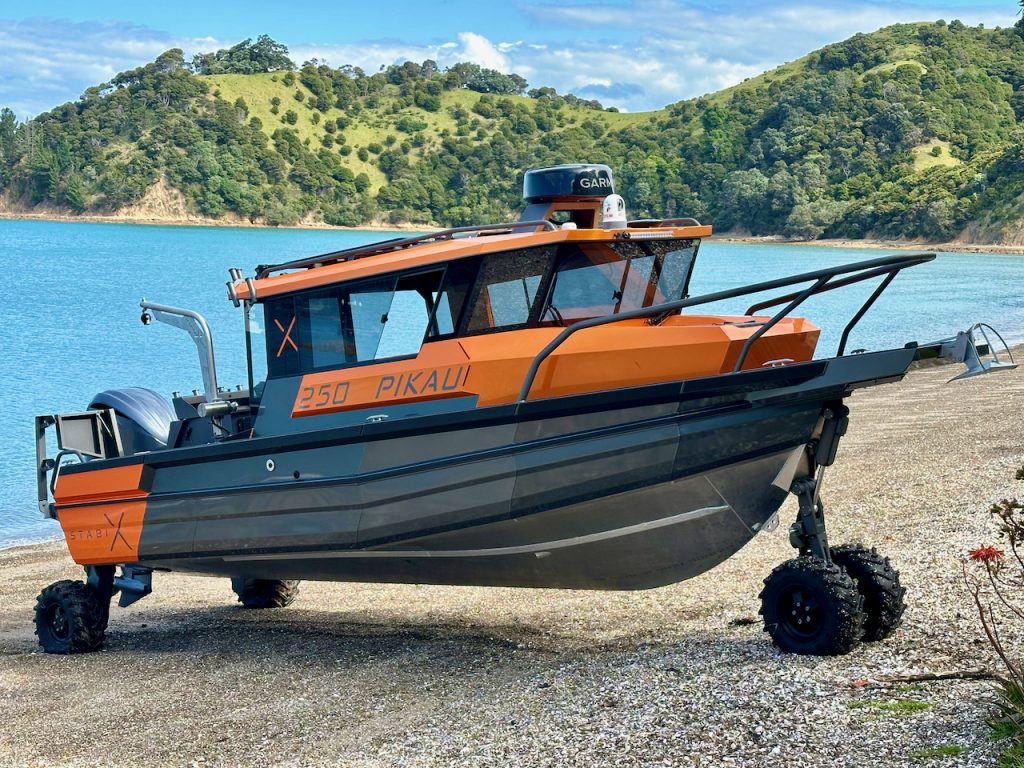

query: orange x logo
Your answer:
[274,316,298,357]
[104,511,132,552]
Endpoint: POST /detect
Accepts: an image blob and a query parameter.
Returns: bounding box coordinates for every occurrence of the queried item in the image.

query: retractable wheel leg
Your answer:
[759,475,867,655]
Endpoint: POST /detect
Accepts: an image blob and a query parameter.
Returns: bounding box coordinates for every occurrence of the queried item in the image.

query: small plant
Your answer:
[964,467,1024,765]
[910,744,966,760]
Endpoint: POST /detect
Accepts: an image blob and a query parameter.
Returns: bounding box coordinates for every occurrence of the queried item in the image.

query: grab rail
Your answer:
[255,219,558,279]
[516,251,935,402]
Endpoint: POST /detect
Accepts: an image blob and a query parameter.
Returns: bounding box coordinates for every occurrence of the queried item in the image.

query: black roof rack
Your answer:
[254,219,557,279]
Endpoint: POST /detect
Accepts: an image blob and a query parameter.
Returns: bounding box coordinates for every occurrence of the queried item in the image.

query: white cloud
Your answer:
[454,31,510,70]
[291,1,1019,112]
[523,0,1016,69]
[1,2,1019,117]
[0,18,221,118]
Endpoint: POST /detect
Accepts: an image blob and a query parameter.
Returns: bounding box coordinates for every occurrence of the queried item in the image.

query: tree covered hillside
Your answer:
[1,23,1024,242]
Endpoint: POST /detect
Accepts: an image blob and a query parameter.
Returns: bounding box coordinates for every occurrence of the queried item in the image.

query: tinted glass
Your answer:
[465,247,554,332]
[307,296,347,369]
[348,279,396,360]
[378,285,429,358]
[263,272,443,377]
[545,243,658,321]
[487,275,542,326]
[428,260,477,338]
[657,245,696,300]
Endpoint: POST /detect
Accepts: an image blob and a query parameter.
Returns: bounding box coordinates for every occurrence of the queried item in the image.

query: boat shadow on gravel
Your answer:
[1,604,776,668]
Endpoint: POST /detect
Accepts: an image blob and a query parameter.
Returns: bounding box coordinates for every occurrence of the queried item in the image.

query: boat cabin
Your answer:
[225,164,814,436]
[259,232,701,378]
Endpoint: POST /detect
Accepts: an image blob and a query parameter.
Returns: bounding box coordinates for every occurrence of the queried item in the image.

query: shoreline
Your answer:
[1,210,1023,253]
[0,209,431,233]
[709,233,1024,255]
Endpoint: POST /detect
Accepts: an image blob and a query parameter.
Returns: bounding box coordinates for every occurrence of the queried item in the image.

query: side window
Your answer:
[377,271,444,358]
[347,278,397,360]
[546,244,625,321]
[487,275,542,326]
[546,243,658,321]
[465,246,554,332]
[428,260,477,338]
[263,271,443,378]
[307,295,347,369]
[657,245,696,301]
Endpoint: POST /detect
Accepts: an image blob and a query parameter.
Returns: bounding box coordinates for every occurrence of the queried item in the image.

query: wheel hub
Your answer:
[779,586,823,637]
[46,603,69,640]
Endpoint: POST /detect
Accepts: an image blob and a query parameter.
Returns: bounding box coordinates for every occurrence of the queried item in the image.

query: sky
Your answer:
[0,0,1018,117]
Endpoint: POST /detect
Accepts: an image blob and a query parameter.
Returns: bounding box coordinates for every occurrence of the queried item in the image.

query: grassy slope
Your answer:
[911,139,960,171]
[200,72,386,188]
[700,55,811,109]
[200,73,653,192]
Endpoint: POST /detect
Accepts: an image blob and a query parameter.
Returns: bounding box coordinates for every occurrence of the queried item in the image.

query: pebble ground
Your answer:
[1,352,1021,767]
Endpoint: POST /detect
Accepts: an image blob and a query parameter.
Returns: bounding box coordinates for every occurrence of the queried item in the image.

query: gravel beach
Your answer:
[1,353,1022,768]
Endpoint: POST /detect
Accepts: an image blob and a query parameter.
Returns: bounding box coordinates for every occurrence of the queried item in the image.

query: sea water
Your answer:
[1,219,1022,545]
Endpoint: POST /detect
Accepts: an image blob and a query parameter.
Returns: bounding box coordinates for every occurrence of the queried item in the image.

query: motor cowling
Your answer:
[90,387,175,455]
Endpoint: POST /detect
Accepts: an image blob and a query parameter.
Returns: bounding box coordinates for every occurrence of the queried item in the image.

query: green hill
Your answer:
[2,22,1024,243]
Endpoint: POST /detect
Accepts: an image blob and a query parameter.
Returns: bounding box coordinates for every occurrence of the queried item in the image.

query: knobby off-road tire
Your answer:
[34,580,108,654]
[830,544,906,642]
[759,556,865,656]
[231,578,301,609]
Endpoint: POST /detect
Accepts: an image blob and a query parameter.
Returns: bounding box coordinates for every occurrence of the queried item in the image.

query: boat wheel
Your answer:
[759,556,865,655]
[831,544,906,641]
[231,578,301,609]
[34,580,109,654]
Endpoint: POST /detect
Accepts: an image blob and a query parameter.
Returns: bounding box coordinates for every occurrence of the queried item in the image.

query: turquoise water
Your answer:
[1,219,1022,546]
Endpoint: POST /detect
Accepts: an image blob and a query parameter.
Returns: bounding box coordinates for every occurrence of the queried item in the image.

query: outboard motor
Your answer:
[90,387,175,455]
[520,163,615,228]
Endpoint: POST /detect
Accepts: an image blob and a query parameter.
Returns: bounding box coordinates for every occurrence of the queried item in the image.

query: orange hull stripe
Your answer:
[59,500,146,565]
[53,464,147,504]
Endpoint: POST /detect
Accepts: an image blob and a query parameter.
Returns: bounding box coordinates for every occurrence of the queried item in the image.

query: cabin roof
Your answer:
[232,223,711,302]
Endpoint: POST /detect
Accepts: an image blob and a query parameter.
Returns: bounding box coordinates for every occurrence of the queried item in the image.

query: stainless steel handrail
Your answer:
[515,252,935,402]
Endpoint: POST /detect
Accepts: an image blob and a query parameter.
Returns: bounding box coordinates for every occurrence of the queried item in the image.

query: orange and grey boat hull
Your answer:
[52,348,914,590]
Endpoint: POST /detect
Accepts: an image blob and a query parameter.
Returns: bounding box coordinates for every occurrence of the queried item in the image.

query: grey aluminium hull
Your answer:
[64,348,916,590]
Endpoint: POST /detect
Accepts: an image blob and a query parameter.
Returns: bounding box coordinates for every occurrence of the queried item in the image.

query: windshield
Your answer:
[543,240,697,323]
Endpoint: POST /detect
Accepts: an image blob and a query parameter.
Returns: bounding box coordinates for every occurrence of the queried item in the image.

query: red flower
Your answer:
[968,545,1005,563]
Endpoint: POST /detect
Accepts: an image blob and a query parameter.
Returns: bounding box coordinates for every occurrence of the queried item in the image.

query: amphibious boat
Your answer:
[33,164,1016,656]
